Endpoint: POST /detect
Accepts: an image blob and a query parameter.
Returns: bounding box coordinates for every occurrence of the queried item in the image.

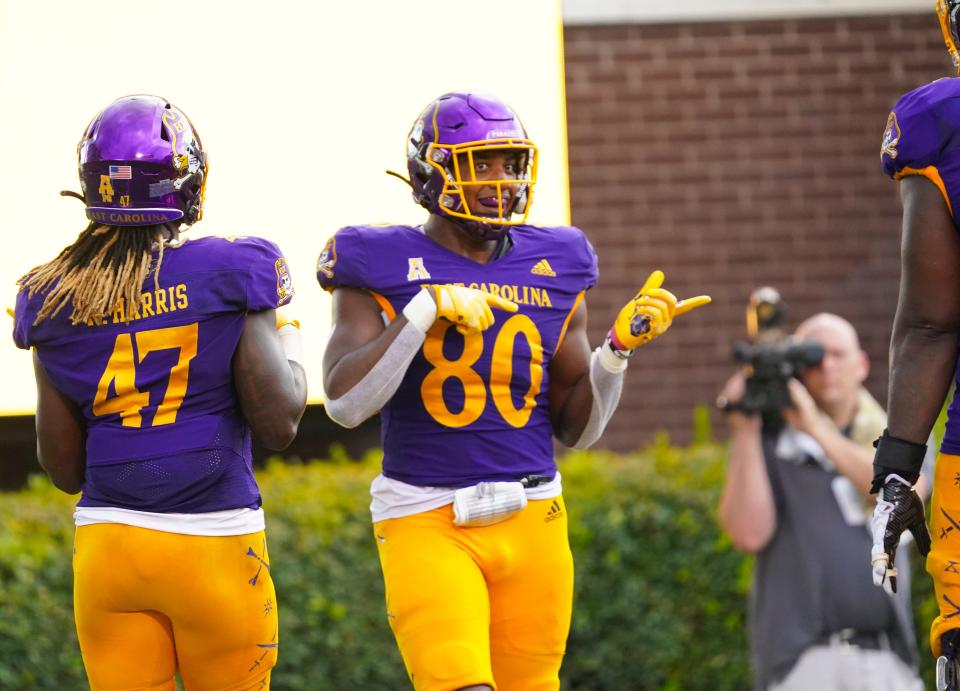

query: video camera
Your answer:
[725,287,825,431]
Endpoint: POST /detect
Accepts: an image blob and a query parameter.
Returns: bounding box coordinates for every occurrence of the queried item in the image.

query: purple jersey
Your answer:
[881,77,960,453]
[14,236,294,512]
[317,224,598,487]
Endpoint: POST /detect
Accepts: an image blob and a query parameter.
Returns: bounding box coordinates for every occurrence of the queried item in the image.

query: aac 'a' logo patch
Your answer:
[881,111,901,159]
[275,258,294,306]
[317,237,337,280]
[407,257,431,281]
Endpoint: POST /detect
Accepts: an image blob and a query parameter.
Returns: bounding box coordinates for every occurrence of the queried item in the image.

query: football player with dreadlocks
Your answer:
[14,95,307,690]
[872,2,960,688]
[318,91,711,691]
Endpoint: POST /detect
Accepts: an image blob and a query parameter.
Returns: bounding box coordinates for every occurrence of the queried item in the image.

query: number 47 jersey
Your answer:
[13,236,294,513]
[317,224,599,488]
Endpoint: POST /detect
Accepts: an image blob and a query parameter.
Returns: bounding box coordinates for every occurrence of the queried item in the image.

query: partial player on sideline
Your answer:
[869,3,960,689]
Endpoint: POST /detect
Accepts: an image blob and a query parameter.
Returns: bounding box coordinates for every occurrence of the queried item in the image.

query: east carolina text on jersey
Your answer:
[317,224,599,487]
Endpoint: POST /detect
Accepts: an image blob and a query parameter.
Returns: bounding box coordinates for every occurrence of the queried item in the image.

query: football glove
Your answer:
[870,474,931,593]
[431,284,518,335]
[609,270,711,353]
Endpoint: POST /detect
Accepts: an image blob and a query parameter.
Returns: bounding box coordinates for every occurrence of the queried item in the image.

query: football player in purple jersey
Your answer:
[13,95,307,690]
[318,91,711,691]
[870,2,960,686]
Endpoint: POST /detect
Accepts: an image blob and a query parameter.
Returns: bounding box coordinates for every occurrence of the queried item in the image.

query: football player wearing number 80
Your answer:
[13,95,307,690]
[318,91,711,691]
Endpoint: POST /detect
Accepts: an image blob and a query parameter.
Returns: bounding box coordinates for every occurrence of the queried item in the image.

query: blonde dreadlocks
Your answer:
[18,222,171,326]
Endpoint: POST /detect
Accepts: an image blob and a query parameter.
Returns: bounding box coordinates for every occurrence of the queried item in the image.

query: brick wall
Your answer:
[564,14,950,448]
[0,15,948,490]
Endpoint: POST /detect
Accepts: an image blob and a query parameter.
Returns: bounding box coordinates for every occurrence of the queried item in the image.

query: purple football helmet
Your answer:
[939,0,960,73]
[78,95,207,227]
[406,91,538,240]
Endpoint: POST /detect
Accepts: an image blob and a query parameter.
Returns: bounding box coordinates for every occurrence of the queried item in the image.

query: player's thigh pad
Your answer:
[928,452,960,655]
[74,524,178,690]
[374,497,573,691]
[375,507,495,691]
[487,497,573,691]
[74,524,278,691]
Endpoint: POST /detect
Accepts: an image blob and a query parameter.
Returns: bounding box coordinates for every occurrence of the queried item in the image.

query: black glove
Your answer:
[871,475,931,593]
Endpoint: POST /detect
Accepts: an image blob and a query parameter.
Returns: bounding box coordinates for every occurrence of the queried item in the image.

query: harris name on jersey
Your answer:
[84,283,189,326]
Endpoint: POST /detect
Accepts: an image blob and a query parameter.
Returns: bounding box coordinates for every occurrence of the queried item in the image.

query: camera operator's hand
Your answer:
[783,378,825,437]
[871,474,931,593]
[608,270,711,354]
[717,371,761,434]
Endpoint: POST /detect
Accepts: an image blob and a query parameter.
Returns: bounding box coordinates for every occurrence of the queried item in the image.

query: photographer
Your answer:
[717,312,930,690]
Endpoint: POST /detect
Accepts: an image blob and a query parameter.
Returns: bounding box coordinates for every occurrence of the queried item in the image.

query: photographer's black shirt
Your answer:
[749,429,918,689]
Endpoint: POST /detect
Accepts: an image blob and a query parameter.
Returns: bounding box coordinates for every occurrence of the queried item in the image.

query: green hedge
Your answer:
[0,439,936,689]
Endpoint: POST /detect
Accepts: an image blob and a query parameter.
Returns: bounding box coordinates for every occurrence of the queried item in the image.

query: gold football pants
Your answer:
[73,523,278,690]
[374,496,574,691]
[928,452,960,656]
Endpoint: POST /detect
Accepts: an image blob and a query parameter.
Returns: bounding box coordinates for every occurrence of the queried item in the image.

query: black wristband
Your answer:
[870,429,927,494]
[605,335,633,361]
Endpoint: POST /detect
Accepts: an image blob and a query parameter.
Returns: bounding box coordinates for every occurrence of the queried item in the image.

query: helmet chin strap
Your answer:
[59,190,86,202]
[441,187,524,241]
[385,169,414,188]
[449,215,509,242]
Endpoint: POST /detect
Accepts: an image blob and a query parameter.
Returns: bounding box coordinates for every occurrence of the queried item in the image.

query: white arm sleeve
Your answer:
[324,290,435,429]
[572,344,627,449]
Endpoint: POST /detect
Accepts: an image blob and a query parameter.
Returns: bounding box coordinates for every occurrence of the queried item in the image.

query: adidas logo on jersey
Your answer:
[544,499,565,523]
[531,259,556,277]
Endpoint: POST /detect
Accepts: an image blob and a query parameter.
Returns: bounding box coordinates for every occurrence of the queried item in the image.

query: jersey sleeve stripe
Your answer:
[369,291,397,322]
[555,291,585,353]
[893,165,954,216]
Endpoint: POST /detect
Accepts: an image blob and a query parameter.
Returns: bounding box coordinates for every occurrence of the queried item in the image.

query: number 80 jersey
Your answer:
[317,224,599,488]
